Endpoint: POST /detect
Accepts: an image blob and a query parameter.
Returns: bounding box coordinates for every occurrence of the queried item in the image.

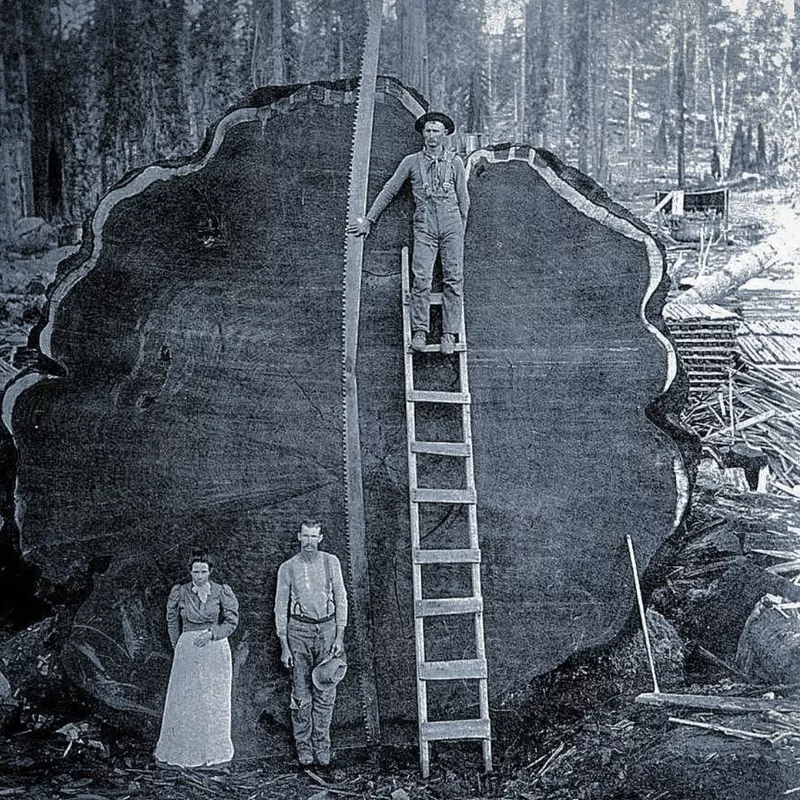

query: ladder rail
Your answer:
[400,247,492,778]
[402,247,432,776]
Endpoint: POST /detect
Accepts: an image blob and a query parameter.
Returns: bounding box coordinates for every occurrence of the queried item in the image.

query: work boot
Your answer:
[440,333,456,355]
[315,750,331,766]
[411,331,427,351]
[297,749,313,766]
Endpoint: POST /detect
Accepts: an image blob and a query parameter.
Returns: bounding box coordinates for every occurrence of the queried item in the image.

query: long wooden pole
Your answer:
[626,534,660,694]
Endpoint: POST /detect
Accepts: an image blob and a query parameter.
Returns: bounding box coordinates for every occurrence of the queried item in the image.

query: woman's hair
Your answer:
[188,549,214,571]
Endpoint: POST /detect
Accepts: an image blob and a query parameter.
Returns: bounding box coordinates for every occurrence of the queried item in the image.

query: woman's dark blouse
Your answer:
[166,581,239,648]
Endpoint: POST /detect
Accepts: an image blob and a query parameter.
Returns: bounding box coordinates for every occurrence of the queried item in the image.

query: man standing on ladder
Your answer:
[347,112,469,355]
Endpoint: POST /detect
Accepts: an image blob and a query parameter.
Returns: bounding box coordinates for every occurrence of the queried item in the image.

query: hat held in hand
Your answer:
[312,655,347,690]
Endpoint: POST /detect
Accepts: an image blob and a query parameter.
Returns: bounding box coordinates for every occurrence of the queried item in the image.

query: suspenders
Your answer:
[289,554,336,622]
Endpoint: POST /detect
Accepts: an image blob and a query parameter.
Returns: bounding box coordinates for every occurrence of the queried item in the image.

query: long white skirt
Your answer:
[155,631,234,767]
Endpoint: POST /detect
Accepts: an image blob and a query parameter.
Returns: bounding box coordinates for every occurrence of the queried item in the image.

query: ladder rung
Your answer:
[416,597,483,616]
[407,390,471,404]
[410,342,467,354]
[413,548,481,564]
[419,658,487,681]
[420,719,491,742]
[412,488,476,504]
[411,441,471,457]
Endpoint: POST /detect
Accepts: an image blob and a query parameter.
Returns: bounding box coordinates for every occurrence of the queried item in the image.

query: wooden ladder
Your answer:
[400,246,493,778]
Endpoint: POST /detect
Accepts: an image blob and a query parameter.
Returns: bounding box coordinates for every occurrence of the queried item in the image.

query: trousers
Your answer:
[287,618,337,759]
[410,201,465,335]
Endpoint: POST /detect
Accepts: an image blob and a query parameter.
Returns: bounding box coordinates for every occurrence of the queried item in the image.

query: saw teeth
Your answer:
[339,0,384,744]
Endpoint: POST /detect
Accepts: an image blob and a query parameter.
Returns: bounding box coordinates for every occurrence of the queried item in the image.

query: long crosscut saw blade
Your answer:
[341,0,383,744]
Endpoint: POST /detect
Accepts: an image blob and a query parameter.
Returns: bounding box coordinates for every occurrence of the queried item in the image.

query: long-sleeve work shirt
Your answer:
[274,552,348,636]
[366,149,470,225]
[165,581,239,648]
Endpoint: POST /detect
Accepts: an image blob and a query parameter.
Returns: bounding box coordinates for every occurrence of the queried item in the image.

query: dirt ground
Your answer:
[2,487,800,800]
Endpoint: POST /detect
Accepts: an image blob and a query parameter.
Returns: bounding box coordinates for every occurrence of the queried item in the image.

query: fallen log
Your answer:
[736,594,800,684]
[667,206,800,307]
[637,692,800,715]
[0,80,687,755]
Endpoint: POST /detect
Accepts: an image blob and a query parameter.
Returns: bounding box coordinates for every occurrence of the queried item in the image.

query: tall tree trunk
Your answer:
[706,49,720,144]
[0,0,35,237]
[676,13,687,187]
[569,0,590,172]
[720,42,729,143]
[519,7,527,141]
[698,0,713,146]
[667,34,674,102]
[559,0,568,154]
[691,27,698,152]
[465,0,489,137]
[400,0,428,98]
[336,11,345,79]
[794,0,800,79]
[487,42,494,140]
[597,78,608,183]
[270,0,285,84]
[594,0,612,183]
[626,56,634,177]
[531,0,552,148]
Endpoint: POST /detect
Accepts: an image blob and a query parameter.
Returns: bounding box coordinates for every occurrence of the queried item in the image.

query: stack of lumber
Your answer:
[737,319,800,373]
[663,303,740,398]
[0,344,17,386]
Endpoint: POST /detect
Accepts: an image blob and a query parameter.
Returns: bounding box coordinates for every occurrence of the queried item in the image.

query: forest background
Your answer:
[1,0,799,242]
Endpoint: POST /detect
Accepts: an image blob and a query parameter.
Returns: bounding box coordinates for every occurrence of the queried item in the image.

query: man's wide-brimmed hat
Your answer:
[312,655,348,690]
[415,112,455,135]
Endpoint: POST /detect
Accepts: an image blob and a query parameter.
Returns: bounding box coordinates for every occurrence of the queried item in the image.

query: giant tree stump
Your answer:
[0,80,686,755]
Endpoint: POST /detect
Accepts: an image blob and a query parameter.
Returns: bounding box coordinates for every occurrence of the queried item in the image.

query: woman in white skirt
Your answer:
[155,550,239,768]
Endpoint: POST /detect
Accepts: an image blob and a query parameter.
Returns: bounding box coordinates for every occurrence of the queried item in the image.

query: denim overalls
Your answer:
[409,150,465,335]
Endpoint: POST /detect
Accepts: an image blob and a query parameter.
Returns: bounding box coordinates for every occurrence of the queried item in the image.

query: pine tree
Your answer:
[676,10,687,187]
[727,119,745,178]
[756,121,768,174]
[399,0,428,97]
[794,0,800,78]
[527,0,554,148]
[490,16,522,142]
[744,123,754,172]
[568,0,590,172]
[0,0,36,234]
[654,113,669,164]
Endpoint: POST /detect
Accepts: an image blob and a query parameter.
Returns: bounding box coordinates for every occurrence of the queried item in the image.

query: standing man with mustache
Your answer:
[275,520,348,767]
[348,111,469,355]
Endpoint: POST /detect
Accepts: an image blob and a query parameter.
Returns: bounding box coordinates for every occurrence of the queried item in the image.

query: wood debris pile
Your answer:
[737,318,800,370]
[0,741,426,800]
[682,358,800,494]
